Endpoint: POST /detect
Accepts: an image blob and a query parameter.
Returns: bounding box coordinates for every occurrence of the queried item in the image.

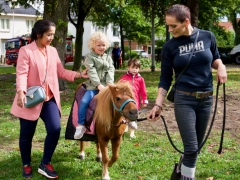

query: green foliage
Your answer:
[211,25,235,47]
[57,19,68,29]
[155,25,167,46]
[135,0,177,24]
[125,51,138,59]
[198,0,240,45]
[198,0,224,29]
[89,1,152,44]
[120,57,161,71]
[124,46,130,52]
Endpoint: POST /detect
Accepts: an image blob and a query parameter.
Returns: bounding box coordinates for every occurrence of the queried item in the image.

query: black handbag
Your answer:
[167,31,199,103]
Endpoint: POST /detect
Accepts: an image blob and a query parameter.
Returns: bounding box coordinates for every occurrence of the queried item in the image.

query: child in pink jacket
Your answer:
[120,58,148,138]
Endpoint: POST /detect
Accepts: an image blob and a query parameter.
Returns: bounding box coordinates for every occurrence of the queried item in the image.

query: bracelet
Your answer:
[80,72,82,78]
[154,104,162,110]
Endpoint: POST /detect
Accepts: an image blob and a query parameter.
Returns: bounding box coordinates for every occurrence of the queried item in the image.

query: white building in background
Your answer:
[0,0,39,63]
[68,21,121,56]
[0,0,121,63]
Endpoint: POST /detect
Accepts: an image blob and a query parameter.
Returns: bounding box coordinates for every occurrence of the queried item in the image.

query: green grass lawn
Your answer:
[0,65,240,179]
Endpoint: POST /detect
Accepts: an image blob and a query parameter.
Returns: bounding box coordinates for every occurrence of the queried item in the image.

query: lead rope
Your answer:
[218,82,226,154]
[137,82,226,155]
[160,81,226,155]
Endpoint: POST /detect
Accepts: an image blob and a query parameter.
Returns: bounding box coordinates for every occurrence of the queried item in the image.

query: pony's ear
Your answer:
[108,84,116,94]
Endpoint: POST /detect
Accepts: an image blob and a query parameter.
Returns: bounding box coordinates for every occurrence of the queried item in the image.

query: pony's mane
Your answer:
[94,81,134,131]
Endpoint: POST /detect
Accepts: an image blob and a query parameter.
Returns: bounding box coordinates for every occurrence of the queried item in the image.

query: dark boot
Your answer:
[170,163,181,180]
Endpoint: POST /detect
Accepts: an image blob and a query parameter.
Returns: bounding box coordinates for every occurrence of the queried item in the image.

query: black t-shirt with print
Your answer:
[159,28,220,92]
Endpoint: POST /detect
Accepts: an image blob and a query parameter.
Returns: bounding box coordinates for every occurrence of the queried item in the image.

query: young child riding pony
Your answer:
[74,31,115,139]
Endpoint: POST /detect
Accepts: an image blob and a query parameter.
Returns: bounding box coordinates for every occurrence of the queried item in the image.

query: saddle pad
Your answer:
[65,85,97,142]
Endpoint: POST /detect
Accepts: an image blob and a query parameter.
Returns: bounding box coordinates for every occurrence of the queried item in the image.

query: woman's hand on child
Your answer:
[81,69,89,78]
[75,69,89,79]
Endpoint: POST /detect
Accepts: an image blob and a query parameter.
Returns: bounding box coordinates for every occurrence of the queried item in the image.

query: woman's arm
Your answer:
[75,69,89,79]
[212,59,227,84]
[147,87,167,120]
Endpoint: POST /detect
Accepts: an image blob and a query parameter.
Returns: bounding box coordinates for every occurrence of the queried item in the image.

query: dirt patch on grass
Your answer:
[137,94,240,141]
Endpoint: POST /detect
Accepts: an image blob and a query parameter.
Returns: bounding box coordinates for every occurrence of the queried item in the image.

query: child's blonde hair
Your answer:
[88,31,110,50]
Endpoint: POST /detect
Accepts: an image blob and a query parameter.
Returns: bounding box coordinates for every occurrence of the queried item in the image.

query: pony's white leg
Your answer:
[124,125,128,132]
[78,151,85,160]
[129,128,136,138]
[98,139,110,180]
[102,169,110,180]
[78,141,85,160]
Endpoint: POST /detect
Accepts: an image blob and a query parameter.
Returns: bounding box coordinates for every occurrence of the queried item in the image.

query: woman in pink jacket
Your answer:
[10,20,88,179]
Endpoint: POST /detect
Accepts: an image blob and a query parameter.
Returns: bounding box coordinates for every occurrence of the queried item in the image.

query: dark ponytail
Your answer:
[30,19,56,42]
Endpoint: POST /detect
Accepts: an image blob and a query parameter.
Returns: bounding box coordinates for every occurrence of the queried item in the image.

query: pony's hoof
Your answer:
[78,151,85,160]
[130,134,136,138]
[96,156,102,162]
[102,177,110,180]
[78,155,85,160]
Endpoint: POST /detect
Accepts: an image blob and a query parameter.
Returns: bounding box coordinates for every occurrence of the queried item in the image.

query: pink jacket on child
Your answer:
[120,72,148,110]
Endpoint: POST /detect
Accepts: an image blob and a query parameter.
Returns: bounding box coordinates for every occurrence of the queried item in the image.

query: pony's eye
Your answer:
[116,97,121,101]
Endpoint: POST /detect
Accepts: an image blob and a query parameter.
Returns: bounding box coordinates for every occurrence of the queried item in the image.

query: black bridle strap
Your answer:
[137,82,226,155]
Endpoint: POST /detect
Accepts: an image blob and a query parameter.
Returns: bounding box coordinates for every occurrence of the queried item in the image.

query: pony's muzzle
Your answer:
[127,109,138,121]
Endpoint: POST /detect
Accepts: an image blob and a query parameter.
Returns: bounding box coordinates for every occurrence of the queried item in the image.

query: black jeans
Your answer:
[174,91,213,168]
[113,56,120,69]
[19,98,61,165]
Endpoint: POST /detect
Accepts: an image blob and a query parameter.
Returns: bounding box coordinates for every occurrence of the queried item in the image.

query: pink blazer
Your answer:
[10,41,77,120]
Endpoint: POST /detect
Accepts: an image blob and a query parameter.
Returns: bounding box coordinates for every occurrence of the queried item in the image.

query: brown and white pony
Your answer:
[79,81,138,180]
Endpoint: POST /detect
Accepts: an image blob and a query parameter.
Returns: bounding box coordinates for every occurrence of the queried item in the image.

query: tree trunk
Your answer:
[120,22,125,61]
[151,7,155,72]
[70,0,95,71]
[181,0,199,27]
[230,11,240,45]
[72,18,84,71]
[43,0,70,90]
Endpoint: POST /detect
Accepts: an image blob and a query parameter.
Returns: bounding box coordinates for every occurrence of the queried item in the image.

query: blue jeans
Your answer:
[174,91,213,168]
[78,90,98,125]
[19,98,61,165]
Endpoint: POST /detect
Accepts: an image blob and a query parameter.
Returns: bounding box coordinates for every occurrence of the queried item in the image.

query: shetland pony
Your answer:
[79,81,138,180]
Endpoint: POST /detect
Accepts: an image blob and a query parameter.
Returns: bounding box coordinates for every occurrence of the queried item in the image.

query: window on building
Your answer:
[26,20,34,33]
[113,26,119,36]
[0,19,10,30]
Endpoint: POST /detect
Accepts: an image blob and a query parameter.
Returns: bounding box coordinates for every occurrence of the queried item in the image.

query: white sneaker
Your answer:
[74,125,86,139]
[128,121,138,129]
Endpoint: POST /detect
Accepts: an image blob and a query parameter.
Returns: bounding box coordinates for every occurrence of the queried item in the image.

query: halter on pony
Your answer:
[112,99,136,116]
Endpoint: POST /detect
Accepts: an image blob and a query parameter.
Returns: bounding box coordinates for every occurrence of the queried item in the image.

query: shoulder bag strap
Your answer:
[174,30,199,84]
